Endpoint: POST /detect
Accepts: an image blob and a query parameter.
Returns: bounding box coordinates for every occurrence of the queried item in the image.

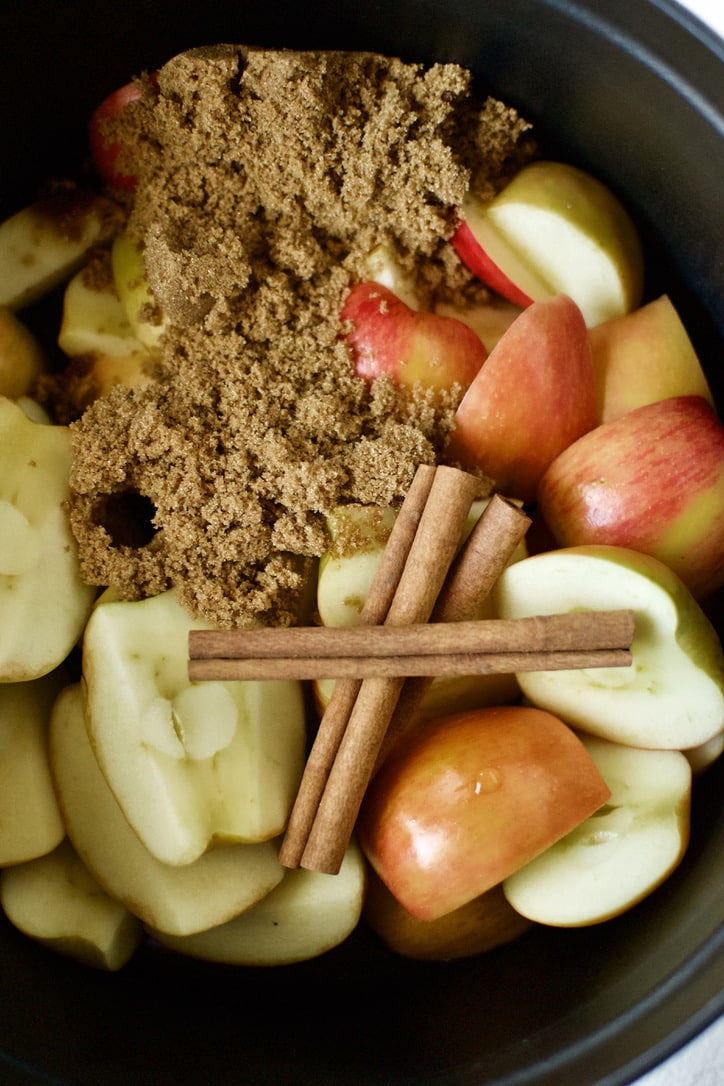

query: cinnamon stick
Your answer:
[277,462,436,869]
[299,464,480,874]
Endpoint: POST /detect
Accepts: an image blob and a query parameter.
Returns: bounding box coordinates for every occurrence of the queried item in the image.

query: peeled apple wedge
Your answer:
[503,735,692,926]
[150,840,366,965]
[0,838,142,971]
[493,545,724,749]
[82,588,306,866]
[0,672,65,865]
[0,192,118,310]
[0,306,46,399]
[58,267,148,360]
[0,397,97,681]
[111,232,168,350]
[50,685,285,936]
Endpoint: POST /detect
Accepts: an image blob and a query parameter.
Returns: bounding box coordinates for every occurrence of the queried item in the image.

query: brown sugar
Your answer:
[67,45,534,627]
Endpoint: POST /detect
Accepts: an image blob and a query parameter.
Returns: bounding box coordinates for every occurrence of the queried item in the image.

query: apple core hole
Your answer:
[91,490,158,549]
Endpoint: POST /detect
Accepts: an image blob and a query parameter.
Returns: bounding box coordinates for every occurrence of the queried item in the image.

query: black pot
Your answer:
[0,2,722,1083]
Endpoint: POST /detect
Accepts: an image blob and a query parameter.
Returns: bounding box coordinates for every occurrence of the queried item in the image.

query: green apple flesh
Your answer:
[445,294,597,502]
[111,232,168,350]
[455,162,644,327]
[82,588,306,866]
[150,840,366,965]
[0,838,142,971]
[0,193,118,311]
[0,306,46,399]
[589,295,715,423]
[503,735,691,925]
[538,396,724,599]
[493,546,724,749]
[0,397,97,681]
[58,267,148,359]
[358,705,610,921]
[0,672,65,865]
[50,684,285,936]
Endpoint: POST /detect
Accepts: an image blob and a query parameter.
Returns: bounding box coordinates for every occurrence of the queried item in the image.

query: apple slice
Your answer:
[362,244,422,310]
[0,838,143,971]
[341,281,486,391]
[503,735,691,926]
[434,296,522,353]
[50,684,285,936]
[589,295,716,423]
[58,267,148,360]
[493,545,724,749]
[82,588,306,866]
[445,294,597,502]
[0,672,65,866]
[0,191,119,311]
[111,232,169,351]
[0,397,97,681]
[364,869,531,961]
[358,704,609,921]
[149,840,366,965]
[453,161,644,327]
[537,395,724,599]
[88,79,144,192]
[0,306,46,399]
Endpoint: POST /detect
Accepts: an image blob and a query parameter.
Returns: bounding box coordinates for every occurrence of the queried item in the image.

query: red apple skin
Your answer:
[451,219,534,309]
[341,282,487,392]
[538,395,724,599]
[589,295,716,424]
[89,78,155,191]
[358,705,610,922]
[445,294,597,502]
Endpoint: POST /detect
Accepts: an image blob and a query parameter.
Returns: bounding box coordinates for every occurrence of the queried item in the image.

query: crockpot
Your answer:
[0,1,722,1083]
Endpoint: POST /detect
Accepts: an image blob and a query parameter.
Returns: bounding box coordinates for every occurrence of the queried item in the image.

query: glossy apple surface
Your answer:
[445,294,596,501]
[341,281,487,390]
[452,161,644,327]
[589,294,715,423]
[503,735,692,926]
[493,545,724,749]
[88,80,143,191]
[358,704,610,921]
[538,395,724,598]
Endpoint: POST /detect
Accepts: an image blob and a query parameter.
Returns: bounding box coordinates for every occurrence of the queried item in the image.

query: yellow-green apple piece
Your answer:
[503,735,691,926]
[0,306,46,399]
[341,281,487,391]
[683,730,724,773]
[364,868,531,961]
[111,232,168,350]
[58,267,148,360]
[0,672,65,865]
[82,588,306,866]
[0,397,97,681]
[452,161,644,327]
[357,704,610,921]
[445,294,597,502]
[0,838,142,971]
[16,397,51,424]
[537,395,724,599]
[362,243,422,310]
[149,840,366,965]
[589,295,716,423]
[0,192,119,311]
[50,684,285,936]
[493,545,724,749]
[434,296,523,352]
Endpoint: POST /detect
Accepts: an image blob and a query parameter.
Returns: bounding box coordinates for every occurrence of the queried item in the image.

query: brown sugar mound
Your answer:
[68,45,533,627]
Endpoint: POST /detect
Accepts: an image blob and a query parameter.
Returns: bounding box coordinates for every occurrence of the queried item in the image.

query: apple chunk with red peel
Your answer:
[341,281,487,391]
[493,546,724,750]
[150,841,366,966]
[503,736,691,926]
[88,77,155,192]
[538,395,724,599]
[452,161,644,327]
[0,839,142,972]
[82,588,307,867]
[589,294,716,423]
[50,684,285,936]
[445,294,596,502]
[358,705,610,921]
